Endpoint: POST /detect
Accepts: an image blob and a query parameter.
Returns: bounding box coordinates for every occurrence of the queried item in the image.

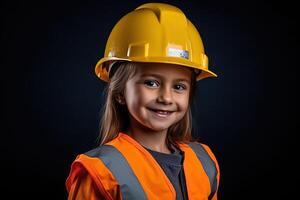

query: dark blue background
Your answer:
[2,0,297,199]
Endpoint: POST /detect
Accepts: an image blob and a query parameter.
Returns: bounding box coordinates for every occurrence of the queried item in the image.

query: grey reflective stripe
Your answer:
[85,145,147,200]
[188,143,218,200]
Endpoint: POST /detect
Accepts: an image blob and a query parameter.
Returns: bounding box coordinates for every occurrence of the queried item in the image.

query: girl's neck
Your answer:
[126,127,172,154]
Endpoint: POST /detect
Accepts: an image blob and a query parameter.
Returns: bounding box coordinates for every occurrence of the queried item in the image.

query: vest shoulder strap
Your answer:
[85,145,147,200]
[188,143,218,200]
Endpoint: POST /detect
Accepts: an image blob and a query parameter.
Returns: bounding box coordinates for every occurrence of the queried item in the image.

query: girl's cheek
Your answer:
[177,95,190,110]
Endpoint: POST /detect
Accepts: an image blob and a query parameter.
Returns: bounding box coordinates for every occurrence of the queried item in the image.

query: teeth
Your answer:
[155,110,169,114]
[149,108,173,115]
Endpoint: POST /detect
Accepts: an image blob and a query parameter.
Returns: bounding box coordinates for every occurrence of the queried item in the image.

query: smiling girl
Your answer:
[66,3,220,200]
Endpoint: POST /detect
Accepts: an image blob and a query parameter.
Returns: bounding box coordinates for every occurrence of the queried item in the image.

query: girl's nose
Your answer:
[157,86,173,104]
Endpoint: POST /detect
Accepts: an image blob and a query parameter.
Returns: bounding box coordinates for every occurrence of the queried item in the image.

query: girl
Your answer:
[66,3,220,200]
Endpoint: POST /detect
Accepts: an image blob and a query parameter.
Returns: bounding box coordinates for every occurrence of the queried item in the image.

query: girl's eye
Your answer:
[144,80,159,87]
[174,84,186,91]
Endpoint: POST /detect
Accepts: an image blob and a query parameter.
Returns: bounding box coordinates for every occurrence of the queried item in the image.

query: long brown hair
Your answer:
[98,62,198,147]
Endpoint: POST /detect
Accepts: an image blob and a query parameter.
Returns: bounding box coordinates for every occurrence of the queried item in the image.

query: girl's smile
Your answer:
[148,107,175,119]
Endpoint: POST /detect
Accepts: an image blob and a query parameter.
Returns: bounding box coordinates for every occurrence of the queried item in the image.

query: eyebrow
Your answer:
[140,73,190,83]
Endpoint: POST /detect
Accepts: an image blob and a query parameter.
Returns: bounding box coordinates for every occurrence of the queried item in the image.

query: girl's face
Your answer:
[124,63,192,132]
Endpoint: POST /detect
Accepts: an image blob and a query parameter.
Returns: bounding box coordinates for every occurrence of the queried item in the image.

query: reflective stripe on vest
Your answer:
[86,143,217,199]
[85,145,147,200]
[188,143,218,200]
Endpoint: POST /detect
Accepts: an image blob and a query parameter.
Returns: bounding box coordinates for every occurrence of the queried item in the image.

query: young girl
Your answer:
[66,3,220,200]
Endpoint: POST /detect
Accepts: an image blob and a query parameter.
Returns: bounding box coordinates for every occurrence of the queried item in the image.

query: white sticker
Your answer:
[168,48,189,59]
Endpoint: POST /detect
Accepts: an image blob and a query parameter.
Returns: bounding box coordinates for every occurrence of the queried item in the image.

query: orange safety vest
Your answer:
[66,132,219,200]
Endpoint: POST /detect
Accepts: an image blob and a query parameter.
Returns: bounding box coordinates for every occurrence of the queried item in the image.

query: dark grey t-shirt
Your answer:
[143,145,188,200]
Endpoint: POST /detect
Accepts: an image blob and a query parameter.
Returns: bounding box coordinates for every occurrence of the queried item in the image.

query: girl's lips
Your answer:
[148,108,174,118]
[148,108,175,112]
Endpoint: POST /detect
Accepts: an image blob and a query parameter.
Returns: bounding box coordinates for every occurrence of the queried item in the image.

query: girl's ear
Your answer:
[115,94,126,105]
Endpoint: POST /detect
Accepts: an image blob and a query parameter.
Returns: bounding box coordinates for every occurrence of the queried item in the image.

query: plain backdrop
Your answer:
[2,0,297,199]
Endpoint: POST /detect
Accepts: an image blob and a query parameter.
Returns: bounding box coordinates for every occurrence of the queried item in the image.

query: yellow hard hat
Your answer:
[95,3,217,82]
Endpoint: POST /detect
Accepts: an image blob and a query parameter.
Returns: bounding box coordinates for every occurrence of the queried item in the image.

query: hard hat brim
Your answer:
[95,57,217,82]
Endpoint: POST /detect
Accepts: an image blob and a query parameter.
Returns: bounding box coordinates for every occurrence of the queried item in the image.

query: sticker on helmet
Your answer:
[168,48,189,59]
